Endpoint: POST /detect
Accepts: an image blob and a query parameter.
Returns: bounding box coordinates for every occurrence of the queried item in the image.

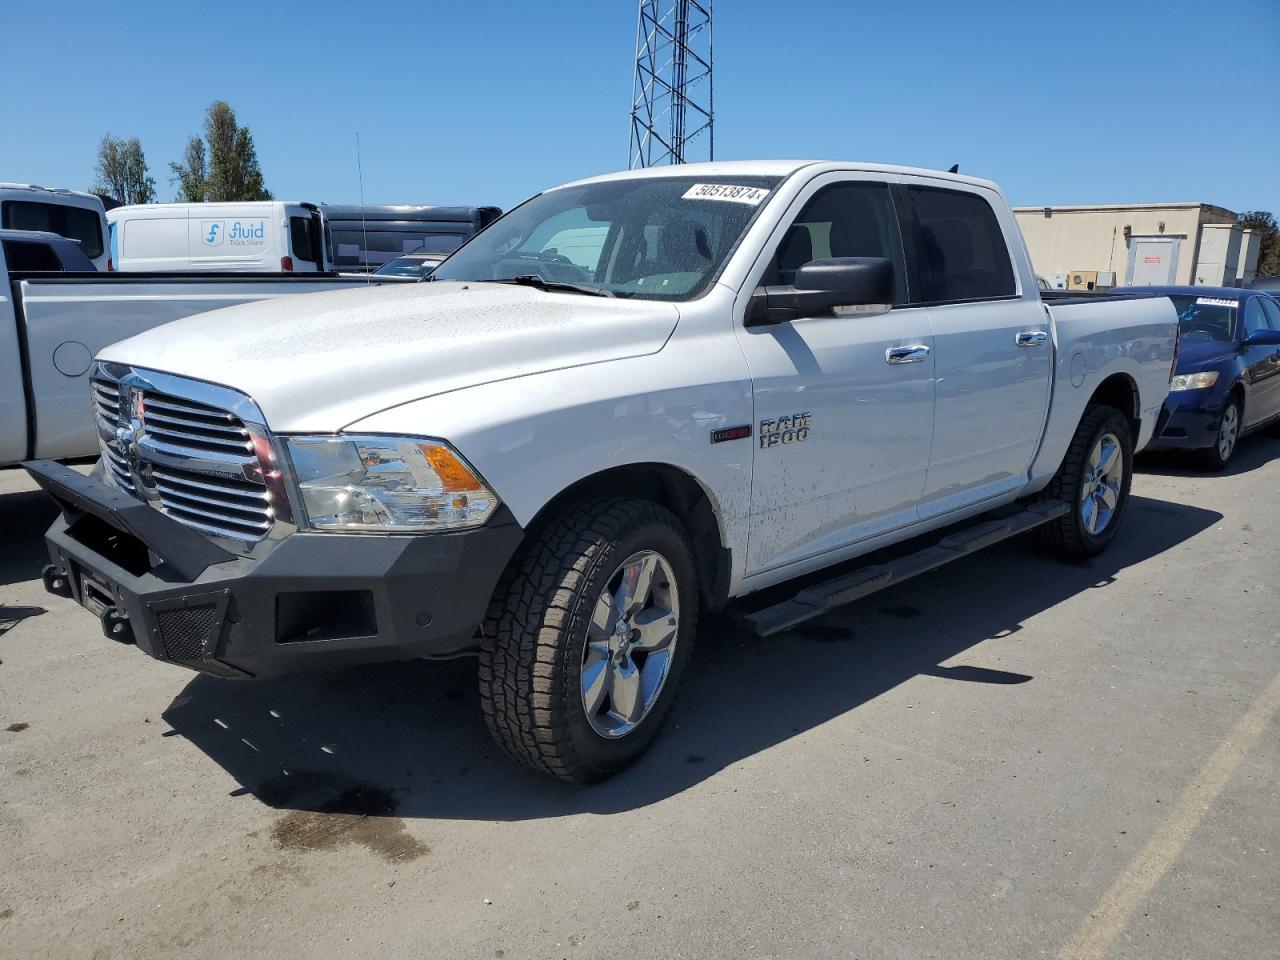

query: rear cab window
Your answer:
[2,200,104,259]
[900,186,1016,303]
[2,238,62,271]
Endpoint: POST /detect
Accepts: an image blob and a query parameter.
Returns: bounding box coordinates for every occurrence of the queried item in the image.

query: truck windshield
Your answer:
[1169,295,1237,342]
[430,175,781,301]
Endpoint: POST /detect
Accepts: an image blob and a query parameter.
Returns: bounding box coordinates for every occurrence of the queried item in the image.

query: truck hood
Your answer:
[98,281,680,432]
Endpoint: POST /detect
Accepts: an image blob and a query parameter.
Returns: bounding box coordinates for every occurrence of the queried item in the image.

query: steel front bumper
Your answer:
[24,460,523,678]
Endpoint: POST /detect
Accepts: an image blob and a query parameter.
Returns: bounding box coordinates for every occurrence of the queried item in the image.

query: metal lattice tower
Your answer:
[628,0,713,168]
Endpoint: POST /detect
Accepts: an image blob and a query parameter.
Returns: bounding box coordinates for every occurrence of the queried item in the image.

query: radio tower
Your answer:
[628,0,713,168]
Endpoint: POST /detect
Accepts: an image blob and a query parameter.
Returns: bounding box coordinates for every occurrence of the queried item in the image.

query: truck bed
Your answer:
[2,271,397,466]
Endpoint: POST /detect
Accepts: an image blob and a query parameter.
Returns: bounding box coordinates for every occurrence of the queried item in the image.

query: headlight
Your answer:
[284,435,498,532]
[1170,371,1220,391]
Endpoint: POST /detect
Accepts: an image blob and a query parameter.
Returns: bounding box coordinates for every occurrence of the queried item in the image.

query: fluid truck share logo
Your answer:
[200,219,267,248]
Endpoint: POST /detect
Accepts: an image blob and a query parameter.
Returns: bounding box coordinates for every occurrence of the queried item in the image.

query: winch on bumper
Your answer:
[25,460,523,678]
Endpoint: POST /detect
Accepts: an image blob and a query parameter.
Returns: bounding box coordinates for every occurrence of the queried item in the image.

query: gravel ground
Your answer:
[1,439,1277,960]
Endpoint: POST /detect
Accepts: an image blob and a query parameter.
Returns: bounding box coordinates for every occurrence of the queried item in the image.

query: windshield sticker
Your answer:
[1195,297,1236,307]
[681,183,769,205]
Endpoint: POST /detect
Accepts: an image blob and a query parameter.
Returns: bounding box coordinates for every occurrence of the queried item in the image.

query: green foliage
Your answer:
[1239,211,1280,279]
[169,101,271,202]
[169,137,208,202]
[91,135,156,205]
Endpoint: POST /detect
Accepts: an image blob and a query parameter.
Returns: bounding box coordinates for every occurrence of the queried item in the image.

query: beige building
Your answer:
[1013,202,1258,289]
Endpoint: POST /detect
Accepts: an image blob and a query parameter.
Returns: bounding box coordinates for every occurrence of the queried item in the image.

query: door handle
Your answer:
[885,344,930,364]
[1016,330,1049,347]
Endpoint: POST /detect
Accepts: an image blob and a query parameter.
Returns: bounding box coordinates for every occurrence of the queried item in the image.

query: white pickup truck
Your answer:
[1,251,393,466]
[26,161,1178,783]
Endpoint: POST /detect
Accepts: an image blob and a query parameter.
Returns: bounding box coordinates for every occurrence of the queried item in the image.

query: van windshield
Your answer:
[430,175,780,301]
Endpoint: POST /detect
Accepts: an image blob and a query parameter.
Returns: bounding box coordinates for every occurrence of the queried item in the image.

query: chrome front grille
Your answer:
[89,366,286,544]
[91,378,135,493]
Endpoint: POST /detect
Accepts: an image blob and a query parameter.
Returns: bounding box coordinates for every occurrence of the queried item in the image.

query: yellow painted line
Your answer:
[1059,668,1280,960]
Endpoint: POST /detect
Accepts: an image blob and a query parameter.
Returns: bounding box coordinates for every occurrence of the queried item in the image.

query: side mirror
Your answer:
[1243,328,1280,347]
[746,257,894,326]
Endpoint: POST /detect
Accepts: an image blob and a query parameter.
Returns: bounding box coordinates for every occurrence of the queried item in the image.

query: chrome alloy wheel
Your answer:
[1080,432,1124,536]
[580,550,680,739]
[1218,402,1240,462]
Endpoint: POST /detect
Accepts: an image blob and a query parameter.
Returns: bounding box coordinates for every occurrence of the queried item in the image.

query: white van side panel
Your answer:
[111,202,322,273]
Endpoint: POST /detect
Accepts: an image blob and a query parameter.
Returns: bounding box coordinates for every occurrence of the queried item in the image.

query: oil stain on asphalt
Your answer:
[257,773,429,863]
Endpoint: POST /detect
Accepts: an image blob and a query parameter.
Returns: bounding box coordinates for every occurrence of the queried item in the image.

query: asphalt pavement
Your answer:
[1,440,1277,959]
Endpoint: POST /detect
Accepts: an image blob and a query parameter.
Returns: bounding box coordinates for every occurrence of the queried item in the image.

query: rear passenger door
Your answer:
[897,182,1052,518]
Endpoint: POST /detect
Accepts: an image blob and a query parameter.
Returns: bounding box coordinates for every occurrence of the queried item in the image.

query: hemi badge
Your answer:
[710,425,752,444]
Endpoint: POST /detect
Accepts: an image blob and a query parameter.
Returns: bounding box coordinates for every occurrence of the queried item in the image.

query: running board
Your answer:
[741,500,1069,637]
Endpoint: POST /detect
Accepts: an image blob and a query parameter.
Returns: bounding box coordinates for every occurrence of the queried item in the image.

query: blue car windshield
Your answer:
[1170,295,1237,342]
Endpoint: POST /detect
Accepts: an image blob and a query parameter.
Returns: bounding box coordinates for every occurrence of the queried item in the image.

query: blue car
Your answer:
[1146,286,1280,469]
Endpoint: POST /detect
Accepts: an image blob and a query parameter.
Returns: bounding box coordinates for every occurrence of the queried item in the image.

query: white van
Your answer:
[108,201,331,272]
[0,183,111,271]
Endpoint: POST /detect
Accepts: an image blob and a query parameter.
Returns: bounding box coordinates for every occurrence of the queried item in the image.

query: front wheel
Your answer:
[1194,396,1241,471]
[478,496,697,784]
[1039,404,1135,560]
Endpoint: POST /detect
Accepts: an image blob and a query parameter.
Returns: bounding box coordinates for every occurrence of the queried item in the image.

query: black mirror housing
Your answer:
[746,257,894,326]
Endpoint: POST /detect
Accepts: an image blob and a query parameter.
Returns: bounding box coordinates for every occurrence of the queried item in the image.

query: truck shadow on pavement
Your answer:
[162,494,1220,821]
[0,487,60,588]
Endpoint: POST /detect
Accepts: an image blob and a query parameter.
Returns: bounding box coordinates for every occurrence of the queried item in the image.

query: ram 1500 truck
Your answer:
[1,249,398,467]
[26,161,1179,783]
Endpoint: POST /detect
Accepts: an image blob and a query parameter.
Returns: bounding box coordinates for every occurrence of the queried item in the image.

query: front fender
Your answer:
[343,349,756,593]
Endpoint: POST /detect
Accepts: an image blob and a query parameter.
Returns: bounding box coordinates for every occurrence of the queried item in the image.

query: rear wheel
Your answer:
[478,496,697,784]
[1039,405,1134,560]
[1195,396,1241,471]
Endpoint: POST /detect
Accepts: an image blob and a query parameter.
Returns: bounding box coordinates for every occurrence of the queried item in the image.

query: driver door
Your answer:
[734,175,935,577]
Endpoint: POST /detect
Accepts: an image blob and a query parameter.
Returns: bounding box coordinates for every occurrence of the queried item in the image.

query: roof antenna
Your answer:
[356,131,370,284]
[947,164,959,174]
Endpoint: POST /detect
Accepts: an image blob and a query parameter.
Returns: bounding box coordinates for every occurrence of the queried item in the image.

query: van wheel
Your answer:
[478,497,697,784]
[1039,405,1134,560]
[1195,396,1241,471]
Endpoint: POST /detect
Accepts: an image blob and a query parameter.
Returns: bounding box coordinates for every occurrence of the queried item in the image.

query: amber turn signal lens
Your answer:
[420,444,483,493]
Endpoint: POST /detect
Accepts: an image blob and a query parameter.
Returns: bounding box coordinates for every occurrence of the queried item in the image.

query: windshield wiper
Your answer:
[508,274,615,297]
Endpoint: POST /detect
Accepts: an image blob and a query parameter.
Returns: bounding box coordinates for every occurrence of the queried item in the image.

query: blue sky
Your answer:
[2,0,1277,213]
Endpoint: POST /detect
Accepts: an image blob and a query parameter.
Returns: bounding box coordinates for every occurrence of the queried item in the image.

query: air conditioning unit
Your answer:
[1068,270,1099,291]
[1048,272,1069,290]
[1096,271,1117,289]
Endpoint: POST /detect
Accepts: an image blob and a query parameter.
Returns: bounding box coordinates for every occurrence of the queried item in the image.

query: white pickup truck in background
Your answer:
[26,160,1178,784]
[0,254,394,466]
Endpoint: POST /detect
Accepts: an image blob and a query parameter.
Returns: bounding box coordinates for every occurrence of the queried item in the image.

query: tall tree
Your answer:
[1239,211,1280,279]
[168,101,271,202]
[91,135,156,205]
[169,136,208,202]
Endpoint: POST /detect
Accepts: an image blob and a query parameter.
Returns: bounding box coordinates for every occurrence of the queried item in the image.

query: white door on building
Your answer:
[1127,237,1180,285]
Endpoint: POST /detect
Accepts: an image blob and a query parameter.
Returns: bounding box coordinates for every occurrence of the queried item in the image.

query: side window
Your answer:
[765,181,907,304]
[3,239,62,271]
[1242,297,1269,335]
[289,216,316,264]
[903,186,1016,303]
[1260,297,1280,330]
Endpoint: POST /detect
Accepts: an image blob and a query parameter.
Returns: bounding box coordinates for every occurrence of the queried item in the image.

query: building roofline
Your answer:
[1013,201,1236,216]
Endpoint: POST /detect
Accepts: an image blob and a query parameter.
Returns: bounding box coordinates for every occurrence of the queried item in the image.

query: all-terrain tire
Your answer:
[478,496,698,784]
[1038,404,1134,560]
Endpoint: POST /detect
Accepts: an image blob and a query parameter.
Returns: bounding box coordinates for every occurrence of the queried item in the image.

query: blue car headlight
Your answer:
[1170,371,1219,391]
